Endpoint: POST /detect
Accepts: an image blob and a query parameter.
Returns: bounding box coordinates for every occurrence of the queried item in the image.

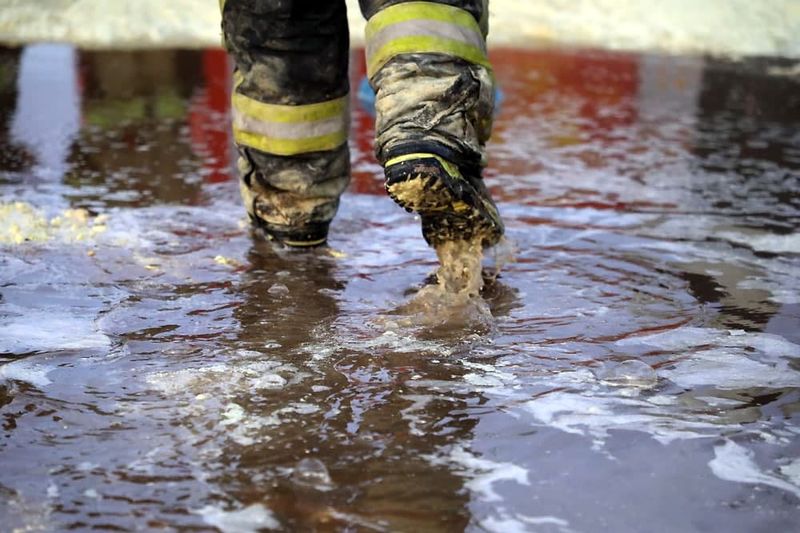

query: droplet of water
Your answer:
[593,360,658,388]
[267,283,289,296]
[251,374,287,390]
[292,458,334,491]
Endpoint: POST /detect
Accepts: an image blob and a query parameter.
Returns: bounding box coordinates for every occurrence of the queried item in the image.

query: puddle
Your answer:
[1,45,799,531]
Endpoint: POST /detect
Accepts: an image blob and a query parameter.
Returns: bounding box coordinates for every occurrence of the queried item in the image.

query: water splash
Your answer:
[388,238,495,331]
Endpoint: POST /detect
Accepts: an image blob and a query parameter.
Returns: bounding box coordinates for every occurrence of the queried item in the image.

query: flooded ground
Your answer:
[1,45,799,532]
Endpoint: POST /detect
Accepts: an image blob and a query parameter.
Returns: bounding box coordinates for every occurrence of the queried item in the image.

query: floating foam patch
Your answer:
[405,365,705,445]
[193,503,280,532]
[617,327,800,390]
[146,358,303,396]
[659,347,800,390]
[1,308,111,355]
[480,514,574,533]
[0,202,108,245]
[709,440,800,499]
[146,358,314,447]
[0,358,53,388]
[427,444,530,503]
[520,388,730,445]
[718,230,800,255]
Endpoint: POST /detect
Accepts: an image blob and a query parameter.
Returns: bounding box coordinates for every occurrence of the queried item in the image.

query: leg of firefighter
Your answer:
[360,0,503,249]
[221,0,350,247]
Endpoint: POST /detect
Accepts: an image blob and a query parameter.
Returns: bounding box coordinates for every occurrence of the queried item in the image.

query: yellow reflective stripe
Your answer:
[232,93,348,125]
[385,153,462,179]
[231,71,349,155]
[365,1,488,77]
[233,70,348,124]
[283,237,327,247]
[384,153,463,179]
[366,1,482,40]
[367,35,490,79]
[233,127,347,156]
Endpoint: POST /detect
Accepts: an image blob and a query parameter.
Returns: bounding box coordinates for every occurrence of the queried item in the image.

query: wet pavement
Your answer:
[1,44,799,532]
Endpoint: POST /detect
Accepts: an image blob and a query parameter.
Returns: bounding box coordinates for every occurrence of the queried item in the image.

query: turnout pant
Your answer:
[221,0,494,243]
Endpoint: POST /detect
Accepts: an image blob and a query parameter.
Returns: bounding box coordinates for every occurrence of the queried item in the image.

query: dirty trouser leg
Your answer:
[359,0,503,247]
[221,0,350,246]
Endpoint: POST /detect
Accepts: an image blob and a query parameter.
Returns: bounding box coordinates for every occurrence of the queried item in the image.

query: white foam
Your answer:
[522,388,747,446]
[194,504,280,533]
[519,516,571,527]
[1,311,111,355]
[251,374,287,390]
[709,440,800,499]
[276,402,319,416]
[429,445,530,503]
[302,330,453,360]
[146,360,303,396]
[221,403,246,425]
[479,514,573,533]
[718,231,800,254]
[780,459,800,486]
[400,394,438,437]
[0,359,53,388]
[660,347,800,390]
[614,327,800,390]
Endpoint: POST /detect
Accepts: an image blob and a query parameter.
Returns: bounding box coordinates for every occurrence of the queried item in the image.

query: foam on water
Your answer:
[2,316,111,355]
[193,504,280,533]
[427,444,530,503]
[437,327,800,447]
[146,358,304,396]
[0,358,53,388]
[780,459,800,486]
[709,441,800,499]
[0,202,108,245]
[479,515,574,533]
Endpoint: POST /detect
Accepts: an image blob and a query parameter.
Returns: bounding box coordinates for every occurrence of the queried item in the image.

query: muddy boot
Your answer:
[384,153,503,247]
[362,0,504,248]
[222,0,351,247]
[237,144,349,248]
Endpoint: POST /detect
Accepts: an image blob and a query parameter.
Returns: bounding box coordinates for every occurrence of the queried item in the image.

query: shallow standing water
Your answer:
[1,45,799,532]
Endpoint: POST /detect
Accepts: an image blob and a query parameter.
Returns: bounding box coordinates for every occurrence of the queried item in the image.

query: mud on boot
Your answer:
[384,153,504,248]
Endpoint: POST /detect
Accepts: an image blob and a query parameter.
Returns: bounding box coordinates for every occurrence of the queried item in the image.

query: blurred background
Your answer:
[0,0,799,57]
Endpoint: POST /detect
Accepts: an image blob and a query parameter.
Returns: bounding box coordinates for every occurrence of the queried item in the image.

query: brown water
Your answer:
[1,45,799,532]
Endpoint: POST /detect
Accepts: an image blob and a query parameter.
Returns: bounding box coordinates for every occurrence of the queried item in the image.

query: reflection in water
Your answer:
[0,49,33,176]
[0,45,799,531]
[10,44,80,182]
[67,49,232,208]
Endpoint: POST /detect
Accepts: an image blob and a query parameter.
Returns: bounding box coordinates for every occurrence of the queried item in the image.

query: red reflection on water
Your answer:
[187,48,650,201]
[188,49,232,184]
[489,48,640,207]
[346,47,642,197]
[349,49,383,195]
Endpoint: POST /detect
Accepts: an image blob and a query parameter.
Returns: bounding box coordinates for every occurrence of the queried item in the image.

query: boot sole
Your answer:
[386,171,503,248]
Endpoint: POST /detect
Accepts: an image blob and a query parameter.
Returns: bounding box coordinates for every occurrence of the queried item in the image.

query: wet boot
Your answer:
[361,0,504,248]
[221,0,351,247]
